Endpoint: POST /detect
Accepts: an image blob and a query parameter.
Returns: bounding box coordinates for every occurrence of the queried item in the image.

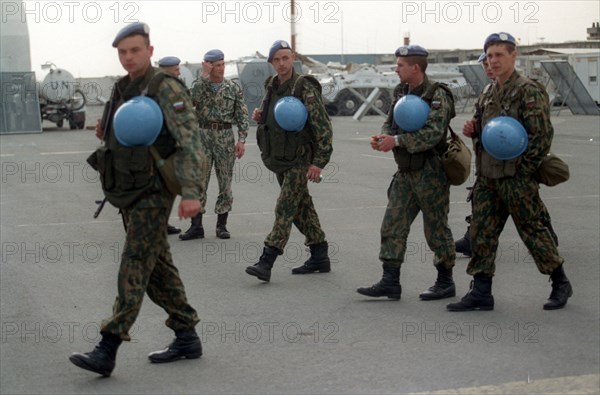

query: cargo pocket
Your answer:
[113,146,152,191]
[256,124,270,158]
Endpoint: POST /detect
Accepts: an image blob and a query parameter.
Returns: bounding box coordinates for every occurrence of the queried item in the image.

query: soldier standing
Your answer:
[356,45,457,301]
[69,23,207,377]
[245,40,333,282]
[447,33,572,312]
[180,49,249,240]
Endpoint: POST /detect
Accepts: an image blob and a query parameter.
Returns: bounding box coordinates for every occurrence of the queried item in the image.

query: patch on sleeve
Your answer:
[172,100,186,112]
[431,100,441,109]
[306,94,315,103]
[526,97,537,107]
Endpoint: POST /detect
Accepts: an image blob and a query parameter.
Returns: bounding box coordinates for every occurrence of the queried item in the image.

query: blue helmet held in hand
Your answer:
[393,94,430,132]
[274,96,308,132]
[482,116,528,160]
[113,96,164,147]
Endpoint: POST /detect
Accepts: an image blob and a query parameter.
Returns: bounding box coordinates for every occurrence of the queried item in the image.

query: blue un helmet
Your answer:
[113,96,164,146]
[393,95,430,132]
[273,96,308,132]
[481,116,528,160]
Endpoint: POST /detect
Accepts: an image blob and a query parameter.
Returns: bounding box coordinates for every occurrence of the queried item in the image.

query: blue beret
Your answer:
[112,22,150,48]
[484,32,517,52]
[158,56,181,67]
[394,45,429,57]
[268,40,292,63]
[477,52,487,63]
[204,49,224,62]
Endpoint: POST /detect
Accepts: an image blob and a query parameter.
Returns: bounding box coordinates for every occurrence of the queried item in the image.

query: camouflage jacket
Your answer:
[190,77,249,141]
[479,70,553,177]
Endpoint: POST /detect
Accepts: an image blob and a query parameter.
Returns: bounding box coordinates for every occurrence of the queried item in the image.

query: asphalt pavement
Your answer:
[1,108,599,394]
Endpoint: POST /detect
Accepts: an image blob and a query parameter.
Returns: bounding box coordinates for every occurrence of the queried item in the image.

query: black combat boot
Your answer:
[216,213,231,239]
[291,242,331,274]
[148,329,202,363]
[69,333,122,377]
[446,274,494,311]
[167,224,181,235]
[455,227,472,257]
[543,265,573,310]
[245,246,279,282]
[419,264,456,300]
[356,263,401,300]
[179,214,204,241]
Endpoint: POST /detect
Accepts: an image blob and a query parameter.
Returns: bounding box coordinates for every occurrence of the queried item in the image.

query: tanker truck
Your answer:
[38,64,86,129]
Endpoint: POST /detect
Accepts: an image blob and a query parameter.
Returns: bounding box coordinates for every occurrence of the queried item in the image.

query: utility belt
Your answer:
[200,122,232,130]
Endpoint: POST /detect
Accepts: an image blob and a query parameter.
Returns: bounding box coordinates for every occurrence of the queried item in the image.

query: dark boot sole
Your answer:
[179,234,205,241]
[69,354,113,377]
[356,289,400,300]
[148,352,202,364]
[447,304,494,312]
[245,267,270,282]
[291,267,331,274]
[419,290,456,301]
[216,233,231,239]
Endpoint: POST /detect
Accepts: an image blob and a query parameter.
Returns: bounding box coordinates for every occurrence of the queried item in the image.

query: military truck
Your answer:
[38,65,86,129]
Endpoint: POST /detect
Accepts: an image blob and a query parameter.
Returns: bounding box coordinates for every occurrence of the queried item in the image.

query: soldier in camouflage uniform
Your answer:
[69,23,207,377]
[357,45,457,301]
[447,33,572,312]
[245,40,333,282]
[180,49,249,241]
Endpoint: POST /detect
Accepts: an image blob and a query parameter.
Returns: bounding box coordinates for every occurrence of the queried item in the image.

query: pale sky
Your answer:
[11,0,600,77]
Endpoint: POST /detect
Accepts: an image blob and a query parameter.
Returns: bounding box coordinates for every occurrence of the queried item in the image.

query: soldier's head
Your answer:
[478,53,494,80]
[394,45,428,86]
[484,32,517,84]
[268,40,295,81]
[113,22,153,80]
[203,49,226,83]
[158,56,181,78]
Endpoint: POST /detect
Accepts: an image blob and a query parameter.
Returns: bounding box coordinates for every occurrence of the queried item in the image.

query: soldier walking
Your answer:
[356,45,457,301]
[69,22,207,377]
[245,40,333,282]
[447,33,572,312]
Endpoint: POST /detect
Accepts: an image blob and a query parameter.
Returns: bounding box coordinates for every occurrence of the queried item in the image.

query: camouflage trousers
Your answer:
[380,158,455,269]
[199,127,236,215]
[264,162,326,252]
[467,175,563,277]
[101,197,199,341]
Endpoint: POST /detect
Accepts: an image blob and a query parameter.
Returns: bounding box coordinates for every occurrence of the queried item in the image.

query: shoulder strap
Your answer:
[146,71,187,98]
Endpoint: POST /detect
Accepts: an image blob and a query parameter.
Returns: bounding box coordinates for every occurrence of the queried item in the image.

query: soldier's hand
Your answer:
[306,164,322,182]
[371,135,394,152]
[252,108,262,122]
[235,141,245,159]
[178,199,201,219]
[201,61,213,78]
[95,119,104,140]
[463,119,477,138]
